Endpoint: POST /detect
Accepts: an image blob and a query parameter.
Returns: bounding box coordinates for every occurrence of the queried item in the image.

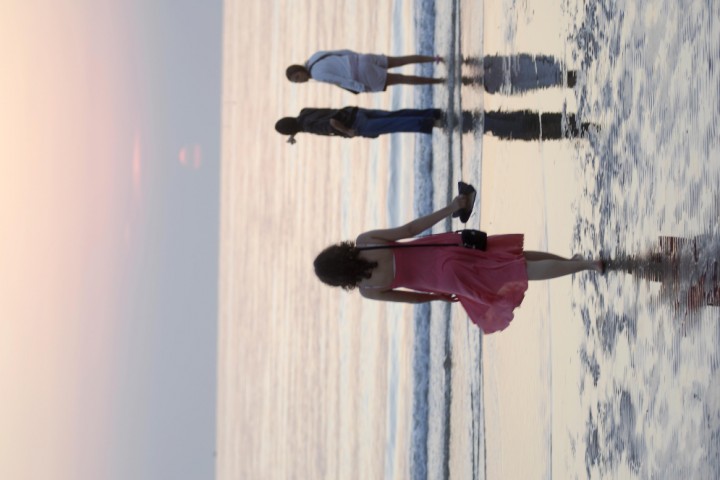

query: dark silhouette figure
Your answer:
[275,107,442,143]
[461,54,576,94]
[459,111,597,140]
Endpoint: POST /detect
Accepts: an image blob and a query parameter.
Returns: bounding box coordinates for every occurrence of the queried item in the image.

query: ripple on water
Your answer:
[568,0,720,476]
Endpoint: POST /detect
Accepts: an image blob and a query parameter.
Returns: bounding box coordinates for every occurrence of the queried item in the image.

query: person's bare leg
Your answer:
[525,257,603,280]
[524,251,575,261]
[386,73,444,86]
[386,55,439,68]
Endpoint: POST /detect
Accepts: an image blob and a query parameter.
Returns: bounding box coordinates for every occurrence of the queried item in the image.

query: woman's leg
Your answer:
[525,255,603,281]
[386,73,444,86]
[524,251,574,261]
[386,55,439,68]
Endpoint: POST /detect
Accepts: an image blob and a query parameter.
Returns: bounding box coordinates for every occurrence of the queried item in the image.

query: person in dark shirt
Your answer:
[275,107,443,143]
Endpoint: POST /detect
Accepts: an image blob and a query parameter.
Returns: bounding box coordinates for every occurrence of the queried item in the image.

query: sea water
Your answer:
[414,0,720,478]
[217,0,720,478]
[567,0,720,477]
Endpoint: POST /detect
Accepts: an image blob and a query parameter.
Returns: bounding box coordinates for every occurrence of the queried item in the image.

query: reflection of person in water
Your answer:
[275,107,443,143]
[461,110,597,140]
[462,54,576,94]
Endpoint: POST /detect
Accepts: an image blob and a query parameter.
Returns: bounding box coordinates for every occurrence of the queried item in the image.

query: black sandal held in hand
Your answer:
[452,181,477,223]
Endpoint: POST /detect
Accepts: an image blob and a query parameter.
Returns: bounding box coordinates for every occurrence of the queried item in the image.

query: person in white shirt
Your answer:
[286,50,444,93]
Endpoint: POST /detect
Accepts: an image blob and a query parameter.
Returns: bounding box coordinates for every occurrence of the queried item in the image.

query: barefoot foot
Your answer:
[594,260,607,274]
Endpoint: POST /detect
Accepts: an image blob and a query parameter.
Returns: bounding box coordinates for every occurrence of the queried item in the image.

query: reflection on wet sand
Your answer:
[610,236,720,311]
[451,110,598,140]
[461,54,575,93]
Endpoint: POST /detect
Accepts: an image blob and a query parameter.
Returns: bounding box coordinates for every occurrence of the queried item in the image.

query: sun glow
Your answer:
[133,131,143,200]
[0,1,137,478]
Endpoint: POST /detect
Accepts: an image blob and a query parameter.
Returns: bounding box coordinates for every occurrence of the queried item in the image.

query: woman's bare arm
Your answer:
[356,195,470,244]
[360,288,457,303]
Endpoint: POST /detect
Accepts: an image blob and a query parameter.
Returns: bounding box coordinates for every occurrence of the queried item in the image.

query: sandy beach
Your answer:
[217,0,720,478]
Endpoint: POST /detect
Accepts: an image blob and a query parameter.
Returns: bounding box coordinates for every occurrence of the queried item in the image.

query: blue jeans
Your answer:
[352,108,441,137]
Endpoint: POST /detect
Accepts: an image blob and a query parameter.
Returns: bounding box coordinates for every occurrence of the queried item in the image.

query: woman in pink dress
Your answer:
[313,193,604,334]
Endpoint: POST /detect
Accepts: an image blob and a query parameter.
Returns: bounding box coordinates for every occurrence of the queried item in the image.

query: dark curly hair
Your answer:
[286,64,309,81]
[313,241,378,290]
[275,117,301,136]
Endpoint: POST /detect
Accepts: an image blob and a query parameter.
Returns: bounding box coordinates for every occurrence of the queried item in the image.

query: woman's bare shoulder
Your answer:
[356,230,399,245]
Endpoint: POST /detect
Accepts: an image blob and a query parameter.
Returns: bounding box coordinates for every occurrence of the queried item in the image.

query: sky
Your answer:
[0,1,222,479]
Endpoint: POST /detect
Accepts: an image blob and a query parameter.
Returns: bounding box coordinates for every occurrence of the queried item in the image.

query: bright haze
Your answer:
[0,1,222,479]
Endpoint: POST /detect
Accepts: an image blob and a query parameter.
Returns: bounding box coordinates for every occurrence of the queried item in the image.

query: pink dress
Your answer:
[389,232,528,334]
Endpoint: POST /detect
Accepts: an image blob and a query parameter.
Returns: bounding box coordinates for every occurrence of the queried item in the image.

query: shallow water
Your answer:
[217,0,720,478]
[419,0,720,478]
[567,0,720,477]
